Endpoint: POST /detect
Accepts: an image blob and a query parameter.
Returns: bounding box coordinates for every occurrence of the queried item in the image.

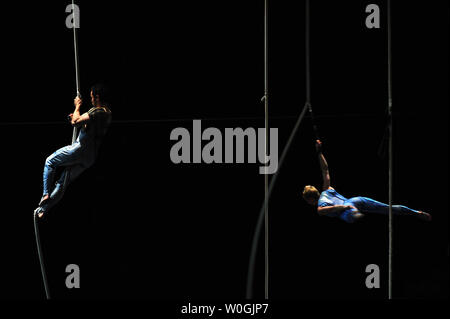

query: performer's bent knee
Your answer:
[45,155,56,168]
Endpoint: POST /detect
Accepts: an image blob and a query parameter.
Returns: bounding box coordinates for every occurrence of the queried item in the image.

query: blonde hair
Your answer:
[302,185,320,201]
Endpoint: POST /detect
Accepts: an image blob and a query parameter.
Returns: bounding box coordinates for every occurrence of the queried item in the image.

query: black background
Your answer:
[0,0,448,301]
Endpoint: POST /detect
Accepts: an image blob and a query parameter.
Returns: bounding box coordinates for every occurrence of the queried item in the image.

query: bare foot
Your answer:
[34,207,45,219]
[352,211,365,221]
[417,211,432,222]
[39,194,49,206]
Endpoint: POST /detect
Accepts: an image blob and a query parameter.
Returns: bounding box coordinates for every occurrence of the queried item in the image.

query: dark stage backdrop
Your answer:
[0,0,448,301]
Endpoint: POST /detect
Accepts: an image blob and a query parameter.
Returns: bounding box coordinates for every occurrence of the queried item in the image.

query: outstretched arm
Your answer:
[70,96,90,127]
[318,205,354,216]
[316,140,330,191]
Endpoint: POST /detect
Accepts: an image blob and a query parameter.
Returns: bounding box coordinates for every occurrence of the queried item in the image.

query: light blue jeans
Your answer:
[39,130,95,214]
[340,196,420,223]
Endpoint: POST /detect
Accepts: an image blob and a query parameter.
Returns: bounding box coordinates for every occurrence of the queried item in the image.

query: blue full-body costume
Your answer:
[318,188,421,223]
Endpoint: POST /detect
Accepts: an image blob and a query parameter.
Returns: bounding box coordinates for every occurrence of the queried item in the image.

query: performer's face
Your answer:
[90,91,99,107]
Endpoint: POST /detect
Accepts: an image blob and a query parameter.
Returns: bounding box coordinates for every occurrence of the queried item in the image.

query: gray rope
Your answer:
[71,0,80,144]
[246,102,310,299]
[72,0,80,97]
[34,212,50,299]
[305,0,320,140]
[263,0,270,300]
[246,0,313,299]
[387,0,393,300]
[64,0,81,188]
[34,1,81,300]
[305,0,311,104]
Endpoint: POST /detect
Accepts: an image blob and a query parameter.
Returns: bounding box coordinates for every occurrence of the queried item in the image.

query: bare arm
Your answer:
[70,96,90,127]
[316,140,330,191]
[317,205,355,216]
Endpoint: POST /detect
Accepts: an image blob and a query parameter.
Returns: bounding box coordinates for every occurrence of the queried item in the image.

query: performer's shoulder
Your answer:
[88,106,111,114]
[87,107,98,114]
[319,187,334,198]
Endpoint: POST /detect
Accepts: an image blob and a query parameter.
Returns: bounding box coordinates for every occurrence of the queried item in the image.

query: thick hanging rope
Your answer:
[305,0,321,142]
[387,0,393,300]
[305,0,311,105]
[34,0,81,300]
[33,212,50,299]
[246,103,310,299]
[263,0,269,300]
[246,0,313,299]
[64,0,81,191]
[61,1,81,191]
[307,103,320,141]
[71,0,81,149]
[72,0,81,101]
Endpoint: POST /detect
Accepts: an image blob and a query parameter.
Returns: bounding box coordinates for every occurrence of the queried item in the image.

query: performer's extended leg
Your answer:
[345,197,431,221]
[36,141,93,218]
[42,143,84,199]
[37,164,86,217]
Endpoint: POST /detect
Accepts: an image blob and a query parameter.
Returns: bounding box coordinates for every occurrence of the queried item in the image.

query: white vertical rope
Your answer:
[387,0,393,300]
[71,0,80,144]
[305,0,311,105]
[263,0,269,300]
[34,1,82,300]
[246,102,310,299]
[34,212,50,299]
[64,0,81,191]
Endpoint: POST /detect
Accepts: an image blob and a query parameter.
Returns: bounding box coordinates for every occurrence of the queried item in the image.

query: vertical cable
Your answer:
[246,102,310,299]
[387,0,393,300]
[34,0,81,300]
[305,0,311,105]
[246,0,312,298]
[64,0,81,190]
[71,0,80,144]
[263,0,269,300]
[34,213,50,299]
[305,0,319,141]
[305,0,320,143]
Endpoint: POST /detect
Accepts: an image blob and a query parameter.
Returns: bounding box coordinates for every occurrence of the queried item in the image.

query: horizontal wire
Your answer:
[0,113,391,127]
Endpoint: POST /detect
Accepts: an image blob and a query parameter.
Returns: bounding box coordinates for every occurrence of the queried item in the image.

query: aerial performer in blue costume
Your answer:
[302,140,432,223]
